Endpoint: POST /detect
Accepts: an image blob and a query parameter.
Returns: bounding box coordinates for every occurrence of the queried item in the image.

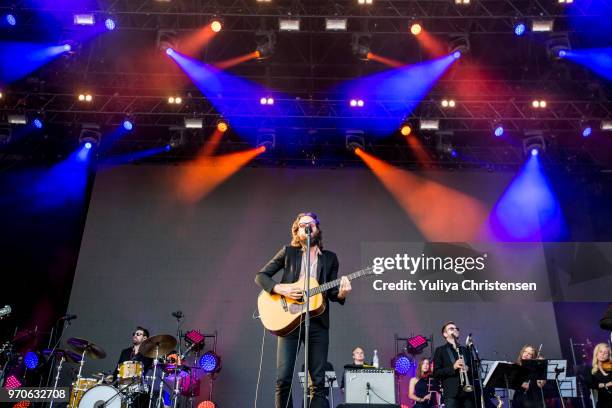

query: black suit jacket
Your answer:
[255,245,345,329]
[432,342,472,398]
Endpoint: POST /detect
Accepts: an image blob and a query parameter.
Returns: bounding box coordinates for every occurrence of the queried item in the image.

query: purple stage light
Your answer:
[452,51,462,59]
[199,351,221,373]
[4,374,22,389]
[105,18,116,31]
[63,44,72,52]
[122,120,134,131]
[530,148,539,156]
[6,14,16,26]
[24,351,39,369]
[514,23,526,36]
[582,126,592,137]
[166,48,174,56]
[494,125,504,137]
[33,118,43,129]
[393,354,412,376]
[85,142,92,149]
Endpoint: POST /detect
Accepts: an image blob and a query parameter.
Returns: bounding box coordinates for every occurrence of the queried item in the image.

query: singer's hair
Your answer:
[591,343,611,374]
[416,358,431,379]
[135,326,150,338]
[441,321,456,335]
[352,346,365,356]
[290,212,323,249]
[515,345,536,365]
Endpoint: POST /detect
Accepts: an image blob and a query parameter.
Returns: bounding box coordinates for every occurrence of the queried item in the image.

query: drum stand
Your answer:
[156,371,166,408]
[48,355,65,408]
[148,345,161,408]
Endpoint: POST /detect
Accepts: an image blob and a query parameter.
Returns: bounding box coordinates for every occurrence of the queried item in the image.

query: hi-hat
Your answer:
[43,348,83,364]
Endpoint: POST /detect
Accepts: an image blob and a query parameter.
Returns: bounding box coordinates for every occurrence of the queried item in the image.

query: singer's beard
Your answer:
[299,231,321,248]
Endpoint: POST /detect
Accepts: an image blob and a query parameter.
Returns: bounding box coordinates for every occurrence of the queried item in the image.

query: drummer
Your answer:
[115,326,154,379]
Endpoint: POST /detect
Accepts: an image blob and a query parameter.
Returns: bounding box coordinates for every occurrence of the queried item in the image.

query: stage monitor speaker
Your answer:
[344,368,396,404]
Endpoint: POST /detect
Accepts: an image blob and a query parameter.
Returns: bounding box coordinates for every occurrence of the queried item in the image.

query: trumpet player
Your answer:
[433,321,475,408]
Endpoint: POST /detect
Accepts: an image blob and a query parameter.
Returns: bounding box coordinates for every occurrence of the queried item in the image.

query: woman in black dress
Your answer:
[409,358,437,408]
[512,345,546,408]
[588,342,612,408]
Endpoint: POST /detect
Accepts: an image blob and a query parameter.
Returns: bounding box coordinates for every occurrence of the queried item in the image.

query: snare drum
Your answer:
[78,384,123,408]
[118,360,143,384]
[69,377,98,407]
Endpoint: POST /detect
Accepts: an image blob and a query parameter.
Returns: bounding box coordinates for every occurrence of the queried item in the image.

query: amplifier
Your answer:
[344,368,396,404]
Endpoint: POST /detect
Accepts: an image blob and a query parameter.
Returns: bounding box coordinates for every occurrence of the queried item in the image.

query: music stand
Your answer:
[547,360,567,380]
[522,359,547,381]
[298,371,339,407]
[483,362,529,408]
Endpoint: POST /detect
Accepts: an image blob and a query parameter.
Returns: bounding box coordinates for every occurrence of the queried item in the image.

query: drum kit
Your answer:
[48,333,200,408]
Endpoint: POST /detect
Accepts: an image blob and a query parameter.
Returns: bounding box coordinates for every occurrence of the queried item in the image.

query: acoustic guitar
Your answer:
[257,266,376,336]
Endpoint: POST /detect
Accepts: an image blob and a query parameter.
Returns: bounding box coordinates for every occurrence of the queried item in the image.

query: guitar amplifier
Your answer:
[344,368,396,404]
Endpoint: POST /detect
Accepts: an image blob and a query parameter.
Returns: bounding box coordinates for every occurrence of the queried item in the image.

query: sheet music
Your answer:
[547,359,567,380]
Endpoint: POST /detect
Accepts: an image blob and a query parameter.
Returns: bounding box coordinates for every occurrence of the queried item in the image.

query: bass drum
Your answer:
[78,385,123,408]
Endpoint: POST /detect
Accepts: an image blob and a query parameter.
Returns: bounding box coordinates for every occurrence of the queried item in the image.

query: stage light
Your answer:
[532,100,547,108]
[257,129,276,151]
[514,22,526,36]
[346,130,365,152]
[158,30,178,53]
[358,0,373,4]
[406,335,429,354]
[392,354,412,376]
[168,96,182,104]
[166,47,175,56]
[449,34,470,57]
[0,91,3,98]
[351,33,372,60]
[33,118,43,129]
[255,31,276,59]
[24,351,40,369]
[451,149,458,157]
[400,124,412,136]
[441,99,456,108]
[78,94,93,102]
[63,44,72,52]
[184,117,203,129]
[199,351,221,373]
[420,119,440,130]
[523,132,546,157]
[326,18,347,31]
[104,18,116,31]
[350,99,364,108]
[79,126,101,149]
[267,97,274,105]
[8,115,26,125]
[410,23,422,36]
[185,330,205,348]
[197,402,216,408]
[494,125,504,137]
[558,0,574,4]
[73,14,95,26]
[546,33,571,60]
[165,144,171,151]
[216,120,228,133]
[256,0,272,2]
[4,374,22,389]
[279,18,300,31]
[532,20,553,32]
[260,97,274,105]
[582,126,592,137]
[601,120,612,131]
[530,148,539,156]
[122,120,134,131]
[455,0,470,4]
[558,50,566,58]
[210,20,222,33]
[6,14,16,26]
[85,142,92,149]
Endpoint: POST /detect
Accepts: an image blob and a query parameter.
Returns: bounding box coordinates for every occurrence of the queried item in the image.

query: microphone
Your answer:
[171,310,184,319]
[466,333,472,347]
[59,314,77,321]
[305,225,312,234]
[366,382,371,390]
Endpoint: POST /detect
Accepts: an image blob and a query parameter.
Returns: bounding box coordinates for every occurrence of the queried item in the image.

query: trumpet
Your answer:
[452,335,473,393]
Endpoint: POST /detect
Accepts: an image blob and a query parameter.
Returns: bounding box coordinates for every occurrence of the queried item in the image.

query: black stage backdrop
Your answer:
[64,164,607,407]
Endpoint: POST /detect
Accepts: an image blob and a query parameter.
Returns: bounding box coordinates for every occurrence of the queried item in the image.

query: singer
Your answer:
[255,212,351,408]
[432,322,474,408]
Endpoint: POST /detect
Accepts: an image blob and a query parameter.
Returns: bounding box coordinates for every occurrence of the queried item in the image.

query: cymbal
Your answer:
[67,337,107,359]
[43,348,83,364]
[139,335,177,358]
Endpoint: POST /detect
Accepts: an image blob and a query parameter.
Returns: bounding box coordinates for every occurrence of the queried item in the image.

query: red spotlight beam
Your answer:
[416,31,448,58]
[202,128,225,157]
[366,52,404,68]
[214,51,259,70]
[354,148,488,241]
[179,24,218,57]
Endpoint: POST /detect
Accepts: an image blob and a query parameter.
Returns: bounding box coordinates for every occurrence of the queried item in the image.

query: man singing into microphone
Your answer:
[432,322,475,408]
[255,212,352,408]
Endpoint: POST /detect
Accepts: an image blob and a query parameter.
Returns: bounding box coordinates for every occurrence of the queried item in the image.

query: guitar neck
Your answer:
[310,267,373,296]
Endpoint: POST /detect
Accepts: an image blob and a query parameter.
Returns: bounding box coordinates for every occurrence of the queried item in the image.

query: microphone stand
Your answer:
[467,336,484,408]
[303,226,312,408]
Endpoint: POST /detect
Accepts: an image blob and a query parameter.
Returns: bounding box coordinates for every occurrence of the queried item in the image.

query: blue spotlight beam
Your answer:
[334,54,459,137]
[560,48,612,81]
[489,155,567,241]
[102,146,169,165]
[0,42,71,84]
[166,49,297,142]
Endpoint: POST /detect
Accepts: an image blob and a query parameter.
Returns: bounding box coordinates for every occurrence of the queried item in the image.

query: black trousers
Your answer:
[443,390,476,408]
[275,319,330,408]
